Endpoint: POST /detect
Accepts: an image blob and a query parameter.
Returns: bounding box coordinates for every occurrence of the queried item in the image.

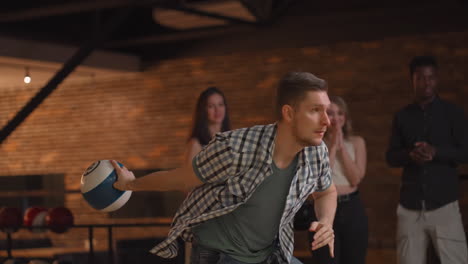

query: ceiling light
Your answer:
[24,67,31,84]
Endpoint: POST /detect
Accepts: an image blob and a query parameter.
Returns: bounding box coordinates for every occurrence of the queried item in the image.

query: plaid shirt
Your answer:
[150,123,331,263]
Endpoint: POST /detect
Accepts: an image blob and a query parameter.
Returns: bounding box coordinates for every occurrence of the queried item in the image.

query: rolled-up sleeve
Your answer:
[192,133,235,183]
[316,143,332,192]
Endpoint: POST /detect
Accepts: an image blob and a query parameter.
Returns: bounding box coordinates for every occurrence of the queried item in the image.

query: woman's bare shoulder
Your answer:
[349,135,365,146]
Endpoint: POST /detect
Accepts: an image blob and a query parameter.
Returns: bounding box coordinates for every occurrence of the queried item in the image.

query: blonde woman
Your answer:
[310,96,368,264]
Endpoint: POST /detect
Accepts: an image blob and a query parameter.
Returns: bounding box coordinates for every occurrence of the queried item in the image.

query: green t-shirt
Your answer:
[193,156,298,263]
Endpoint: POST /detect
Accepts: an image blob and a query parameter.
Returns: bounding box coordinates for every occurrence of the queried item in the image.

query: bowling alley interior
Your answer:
[1,1,468,264]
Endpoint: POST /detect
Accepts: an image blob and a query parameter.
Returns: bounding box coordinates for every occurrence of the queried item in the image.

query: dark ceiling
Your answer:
[1,0,466,61]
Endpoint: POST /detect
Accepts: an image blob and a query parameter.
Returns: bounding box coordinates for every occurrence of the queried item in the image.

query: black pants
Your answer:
[309,192,368,264]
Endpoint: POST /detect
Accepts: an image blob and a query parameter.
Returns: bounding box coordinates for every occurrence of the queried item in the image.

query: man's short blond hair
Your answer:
[276,72,328,119]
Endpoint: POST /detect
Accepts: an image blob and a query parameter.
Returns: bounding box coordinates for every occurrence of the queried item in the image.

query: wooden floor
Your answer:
[366,249,396,264]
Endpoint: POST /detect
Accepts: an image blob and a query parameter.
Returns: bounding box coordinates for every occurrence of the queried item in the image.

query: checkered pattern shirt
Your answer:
[150,123,331,263]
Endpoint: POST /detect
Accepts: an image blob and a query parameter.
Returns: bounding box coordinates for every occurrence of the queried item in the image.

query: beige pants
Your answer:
[397,201,468,264]
[185,241,192,264]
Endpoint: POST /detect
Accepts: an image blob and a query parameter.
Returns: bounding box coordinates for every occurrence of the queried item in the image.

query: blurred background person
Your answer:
[307,95,368,264]
[185,86,232,165]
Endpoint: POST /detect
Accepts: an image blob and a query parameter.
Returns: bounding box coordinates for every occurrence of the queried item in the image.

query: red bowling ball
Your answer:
[46,207,74,234]
[23,207,48,233]
[0,207,23,233]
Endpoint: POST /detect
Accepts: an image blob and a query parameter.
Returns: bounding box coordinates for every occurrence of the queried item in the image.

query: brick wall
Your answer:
[1,28,468,251]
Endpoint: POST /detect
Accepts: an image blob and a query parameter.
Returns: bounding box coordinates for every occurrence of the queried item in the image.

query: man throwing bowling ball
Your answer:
[113,72,337,264]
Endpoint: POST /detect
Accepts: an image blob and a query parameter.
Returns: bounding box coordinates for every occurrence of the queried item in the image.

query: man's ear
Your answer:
[281,104,294,122]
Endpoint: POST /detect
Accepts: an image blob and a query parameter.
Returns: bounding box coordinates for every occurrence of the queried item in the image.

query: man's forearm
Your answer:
[313,184,337,225]
[125,167,201,192]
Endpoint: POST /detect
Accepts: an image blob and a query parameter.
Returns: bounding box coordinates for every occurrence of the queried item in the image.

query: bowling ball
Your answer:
[81,160,132,212]
[23,207,48,233]
[46,207,74,234]
[0,207,23,233]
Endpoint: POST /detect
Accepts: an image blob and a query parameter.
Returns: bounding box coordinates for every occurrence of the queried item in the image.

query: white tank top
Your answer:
[332,140,355,186]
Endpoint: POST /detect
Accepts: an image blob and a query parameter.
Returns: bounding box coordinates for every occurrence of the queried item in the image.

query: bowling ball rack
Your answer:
[2,222,171,264]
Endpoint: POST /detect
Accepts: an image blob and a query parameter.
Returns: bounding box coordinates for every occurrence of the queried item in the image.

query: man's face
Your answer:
[290,91,331,146]
[412,66,438,102]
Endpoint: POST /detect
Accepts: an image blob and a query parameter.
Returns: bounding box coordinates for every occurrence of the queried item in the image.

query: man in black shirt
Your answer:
[386,56,468,264]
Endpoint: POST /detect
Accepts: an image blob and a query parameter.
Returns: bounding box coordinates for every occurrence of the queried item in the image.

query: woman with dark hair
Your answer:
[182,87,231,264]
[309,95,368,264]
[181,87,231,263]
[185,87,231,165]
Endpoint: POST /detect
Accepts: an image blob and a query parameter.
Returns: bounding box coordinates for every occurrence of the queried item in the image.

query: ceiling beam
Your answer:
[0,0,257,25]
[239,0,273,22]
[106,24,254,47]
[161,4,258,25]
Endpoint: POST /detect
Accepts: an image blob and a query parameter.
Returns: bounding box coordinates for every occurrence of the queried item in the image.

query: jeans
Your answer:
[190,243,303,264]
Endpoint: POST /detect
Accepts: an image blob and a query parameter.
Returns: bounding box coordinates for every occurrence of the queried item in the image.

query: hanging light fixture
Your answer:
[24,67,31,84]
